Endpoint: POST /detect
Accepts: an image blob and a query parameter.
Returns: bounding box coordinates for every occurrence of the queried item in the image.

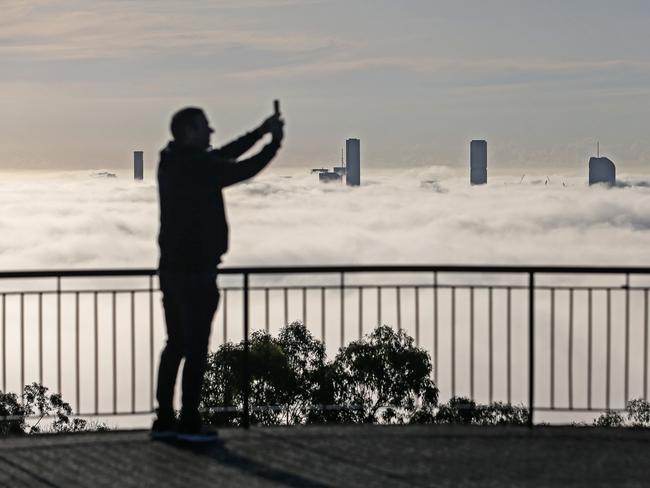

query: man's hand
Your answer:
[270,116,284,144]
[258,114,276,134]
[258,114,283,137]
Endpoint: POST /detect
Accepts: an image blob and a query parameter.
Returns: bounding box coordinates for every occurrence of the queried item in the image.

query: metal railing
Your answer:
[1,265,649,428]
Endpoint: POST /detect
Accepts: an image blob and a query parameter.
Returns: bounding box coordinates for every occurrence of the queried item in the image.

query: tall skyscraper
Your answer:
[134,151,144,180]
[345,138,360,186]
[589,157,616,186]
[470,140,487,185]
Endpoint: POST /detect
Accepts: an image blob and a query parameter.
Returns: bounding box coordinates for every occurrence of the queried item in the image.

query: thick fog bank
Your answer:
[1,168,649,270]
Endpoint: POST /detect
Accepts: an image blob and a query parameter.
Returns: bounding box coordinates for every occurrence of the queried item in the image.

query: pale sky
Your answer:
[2,0,650,171]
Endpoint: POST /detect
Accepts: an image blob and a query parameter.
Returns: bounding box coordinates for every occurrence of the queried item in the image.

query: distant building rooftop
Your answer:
[589,156,616,186]
[318,172,342,183]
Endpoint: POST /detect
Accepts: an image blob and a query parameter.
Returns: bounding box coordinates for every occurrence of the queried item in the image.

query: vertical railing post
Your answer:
[20,293,24,396]
[149,275,154,413]
[75,291,80,415]
[433,272,438,386]
[94,291,98,415]
[528,272,535,429]
[1,293,5,394]
[469,286,474,400]
[243,272,250,429]
[131,291,136,414]
[57,276,62,395]
[625,273,630,406]
[112,291,117,414]
[340,272,345,347]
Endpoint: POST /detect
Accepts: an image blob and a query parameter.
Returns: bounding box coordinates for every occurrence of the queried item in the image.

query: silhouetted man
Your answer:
[152,106,284,442]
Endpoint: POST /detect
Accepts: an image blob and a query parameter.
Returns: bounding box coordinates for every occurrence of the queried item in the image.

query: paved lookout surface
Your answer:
[1,425,650,487]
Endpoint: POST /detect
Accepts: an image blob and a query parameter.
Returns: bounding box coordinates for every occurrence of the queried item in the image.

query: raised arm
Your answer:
[215,114,280,159]
[218,136,282,187]
[214,119,283,187]
[215,128,264,160]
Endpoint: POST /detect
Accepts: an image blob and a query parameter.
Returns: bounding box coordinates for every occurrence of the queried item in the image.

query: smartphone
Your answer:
[274,99,280,116]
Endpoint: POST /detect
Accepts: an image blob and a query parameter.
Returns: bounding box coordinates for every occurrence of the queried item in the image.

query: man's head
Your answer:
[170,107,214,149]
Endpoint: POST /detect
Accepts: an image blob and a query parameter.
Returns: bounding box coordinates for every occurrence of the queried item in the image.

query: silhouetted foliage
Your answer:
[200,323,541,427]
[1,382,108,436]
[593,399,650,428]
[201,323,438,426]
[327,326,438,424]
[477,401,530,426]
[427,397,529,426]
[625,399,650,427]
[432,397,479,424]
[201,321,328,426]
[278,320,330,423]
[0,391,25,435]
[593,410,624,427]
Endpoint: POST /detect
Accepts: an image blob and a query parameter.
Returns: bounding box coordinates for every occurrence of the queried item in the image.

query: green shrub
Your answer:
[200,323,439,426]
[329,326,438,424]
[593,399,650,428]
[429,397,528,426]
[201,322,328,426]
[593,410,624,427]
[1,382,107,435]
[625,399,650,427]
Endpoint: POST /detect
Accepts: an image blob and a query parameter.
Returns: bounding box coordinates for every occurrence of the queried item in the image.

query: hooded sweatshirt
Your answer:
[157,130,281,271]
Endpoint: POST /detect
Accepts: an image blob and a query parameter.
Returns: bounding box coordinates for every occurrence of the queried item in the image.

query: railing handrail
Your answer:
[1,264,650,279]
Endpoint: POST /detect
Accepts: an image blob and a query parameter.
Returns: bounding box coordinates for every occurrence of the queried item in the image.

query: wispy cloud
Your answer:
[227,54,650,82]
[0,0,337,61]
[2,1,650,171]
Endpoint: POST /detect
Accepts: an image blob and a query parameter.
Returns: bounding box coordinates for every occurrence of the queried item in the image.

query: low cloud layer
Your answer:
[1,167,650,270]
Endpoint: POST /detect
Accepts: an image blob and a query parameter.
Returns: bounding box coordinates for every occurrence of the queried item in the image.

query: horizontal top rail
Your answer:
[0,264,649,279]
[0,269,158,279]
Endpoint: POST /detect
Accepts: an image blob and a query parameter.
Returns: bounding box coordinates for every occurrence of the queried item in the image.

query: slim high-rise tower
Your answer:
[589,157,616,186]
[470,140,487,185]
[345,138,360,186]
[134,151,144,180]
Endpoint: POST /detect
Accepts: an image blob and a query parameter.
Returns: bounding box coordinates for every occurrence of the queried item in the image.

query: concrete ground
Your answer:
[1,424,649,487]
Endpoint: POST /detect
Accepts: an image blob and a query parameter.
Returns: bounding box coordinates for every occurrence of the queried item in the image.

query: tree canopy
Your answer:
[1,382,107,436]
[201,322,440,426]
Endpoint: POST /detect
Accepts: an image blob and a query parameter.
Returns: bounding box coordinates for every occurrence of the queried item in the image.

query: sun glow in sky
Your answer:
[2,0,650,171]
